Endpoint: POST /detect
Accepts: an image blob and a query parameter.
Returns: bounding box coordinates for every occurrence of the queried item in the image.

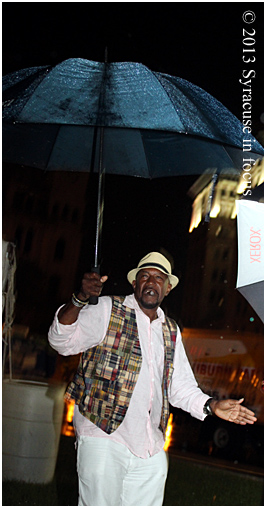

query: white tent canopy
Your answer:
[236,200,264,322]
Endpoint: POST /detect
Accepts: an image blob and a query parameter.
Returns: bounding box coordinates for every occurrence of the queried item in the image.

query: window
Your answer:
[222,249,229,261]
[51,203,59,219]
[13,191,25,210]
[36,200,47,220]
[219,270,226,282]
[25,195,34,214]
[209,289,216,302]
[211,269,218,281]
[54,238,65,261]
[72,208,80,223]
[23,229,34,254]
[62,205,69,221]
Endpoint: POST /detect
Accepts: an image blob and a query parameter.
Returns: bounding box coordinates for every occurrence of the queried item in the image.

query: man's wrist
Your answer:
[203,398,217,416]
[71,292,90,307]
[209,398,219,416]
[77,289,91,301]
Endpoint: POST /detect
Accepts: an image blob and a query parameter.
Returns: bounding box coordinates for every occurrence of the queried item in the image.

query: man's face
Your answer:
[132,268,172,310]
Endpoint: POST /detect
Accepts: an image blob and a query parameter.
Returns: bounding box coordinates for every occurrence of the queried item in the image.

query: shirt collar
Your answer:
[123,294,165,323]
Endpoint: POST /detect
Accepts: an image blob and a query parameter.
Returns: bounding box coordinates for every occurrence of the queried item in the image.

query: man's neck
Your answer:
[134,297,159,322]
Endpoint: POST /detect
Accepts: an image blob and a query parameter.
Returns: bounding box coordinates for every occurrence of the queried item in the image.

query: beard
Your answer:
[139,296,159,309]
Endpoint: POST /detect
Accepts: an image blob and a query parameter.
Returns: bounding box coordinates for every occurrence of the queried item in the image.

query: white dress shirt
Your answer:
[48,294,209,458]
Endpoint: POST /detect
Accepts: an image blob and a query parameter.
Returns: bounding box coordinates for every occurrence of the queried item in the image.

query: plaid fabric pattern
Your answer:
[161,317,177,433]
[65,296,177,435]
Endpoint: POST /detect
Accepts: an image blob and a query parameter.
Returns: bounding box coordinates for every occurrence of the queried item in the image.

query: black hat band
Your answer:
[138,262,170,274]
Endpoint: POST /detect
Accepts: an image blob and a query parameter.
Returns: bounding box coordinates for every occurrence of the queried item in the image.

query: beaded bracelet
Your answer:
[71,292,90,307]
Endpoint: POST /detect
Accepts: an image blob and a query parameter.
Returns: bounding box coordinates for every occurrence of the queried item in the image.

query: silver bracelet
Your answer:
[71,293,89,307]
[71,296,84,308]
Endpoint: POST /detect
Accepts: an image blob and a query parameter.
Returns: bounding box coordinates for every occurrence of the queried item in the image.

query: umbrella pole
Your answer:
[89,126,105,304]
[89,50,108,304]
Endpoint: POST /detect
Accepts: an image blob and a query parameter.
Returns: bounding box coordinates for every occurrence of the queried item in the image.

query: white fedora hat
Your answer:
[127,252,179,288]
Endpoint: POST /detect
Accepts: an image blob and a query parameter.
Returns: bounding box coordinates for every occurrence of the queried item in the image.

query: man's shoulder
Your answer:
[111,295,126,303]
[110,295,135,307]
[164,315,178,329]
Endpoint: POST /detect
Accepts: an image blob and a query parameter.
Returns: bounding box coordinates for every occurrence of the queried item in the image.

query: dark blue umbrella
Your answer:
[3,58,263,175]
[2,58,263,301]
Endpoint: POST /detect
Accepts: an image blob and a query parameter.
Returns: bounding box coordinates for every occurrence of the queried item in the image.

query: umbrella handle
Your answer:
[89,265,100,305]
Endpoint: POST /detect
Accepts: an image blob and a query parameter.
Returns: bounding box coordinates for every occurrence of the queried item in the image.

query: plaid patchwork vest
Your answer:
[65,296,177,435]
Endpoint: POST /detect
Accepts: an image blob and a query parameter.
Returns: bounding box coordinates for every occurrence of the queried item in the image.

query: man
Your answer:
[48,252,257,506]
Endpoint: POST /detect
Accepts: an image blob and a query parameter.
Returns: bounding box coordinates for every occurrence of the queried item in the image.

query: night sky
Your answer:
[2,2,264,324]
[2,2,264,122]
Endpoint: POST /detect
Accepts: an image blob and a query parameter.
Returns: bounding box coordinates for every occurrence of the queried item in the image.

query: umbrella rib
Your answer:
[139,131,153,179]
[45,124,62,170]
[151,70,220,136]
[148,70,186,132]
[220,143,241,168]
[153,71,245,147]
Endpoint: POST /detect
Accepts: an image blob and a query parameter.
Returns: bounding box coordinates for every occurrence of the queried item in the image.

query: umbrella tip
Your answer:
[104,47,108,63]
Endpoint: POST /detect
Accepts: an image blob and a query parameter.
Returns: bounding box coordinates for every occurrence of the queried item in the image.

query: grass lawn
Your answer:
[2,436,264,506]
[164,454,264,506]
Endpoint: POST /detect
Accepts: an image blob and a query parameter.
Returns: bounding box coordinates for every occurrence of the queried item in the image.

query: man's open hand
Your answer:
[210,398,257,425]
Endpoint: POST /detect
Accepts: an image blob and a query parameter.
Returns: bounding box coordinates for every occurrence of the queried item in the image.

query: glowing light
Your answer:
[188,158,264,232]
[251,374,256,384]
[231,203,237,219]
[62,399,75,437]
[164,413,173,451]
[249,317,255,322]
[229,369,237,382]
[189,203,202,232]
[210,203,220,218]
[237,177,249,195]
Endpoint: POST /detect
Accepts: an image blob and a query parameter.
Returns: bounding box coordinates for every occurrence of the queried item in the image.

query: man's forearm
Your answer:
[58,291,89,324]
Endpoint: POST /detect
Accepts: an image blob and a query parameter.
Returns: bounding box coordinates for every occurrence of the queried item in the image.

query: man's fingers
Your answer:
[229,398,256,418]
[81,273,108,297]
[229,405,257,424]
[83,273,108,283]
[83,272,101,281]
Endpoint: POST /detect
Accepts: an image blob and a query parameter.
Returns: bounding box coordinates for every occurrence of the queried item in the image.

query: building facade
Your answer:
[2,165,91,330]
[181,159,264,333]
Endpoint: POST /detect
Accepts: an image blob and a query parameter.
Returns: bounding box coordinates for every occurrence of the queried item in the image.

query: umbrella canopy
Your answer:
[236,200,264,322]
[3,58,263,176]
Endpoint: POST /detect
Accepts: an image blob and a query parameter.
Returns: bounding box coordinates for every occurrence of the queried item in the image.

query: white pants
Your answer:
[77,436,168,506]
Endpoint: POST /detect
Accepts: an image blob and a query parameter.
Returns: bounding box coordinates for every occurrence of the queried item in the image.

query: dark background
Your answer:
[2,2,264,122]
[2,2,264,327]
[2,3,264,468]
